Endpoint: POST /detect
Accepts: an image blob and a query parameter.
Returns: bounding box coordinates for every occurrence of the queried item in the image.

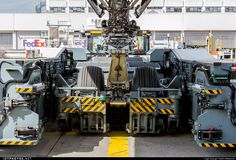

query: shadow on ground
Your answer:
[134,134,236,157]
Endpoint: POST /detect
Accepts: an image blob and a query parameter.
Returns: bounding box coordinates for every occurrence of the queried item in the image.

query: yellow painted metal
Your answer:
[229,144,235,148]
[108,132,129,157]
[107,52,129,91]
[90,101,101,111]
[212,143,218,148]
[70,108,77,113]
[96,105,105,112]
[27,88,33,93]
[110,101,127,106]
[212,90,218,94]
[204,143,210,147]
[16,87,33,93]
[90,30,103,34]
[158,99,165,104]
[63,108,71,113]
[220,143,226,148]
[10,141,16,145]
[205,90,211,94]
[160,109,167,114]
[2,141,8,145]
[26,141,32,145]
[144,105,152,112]
[18,141,24,145]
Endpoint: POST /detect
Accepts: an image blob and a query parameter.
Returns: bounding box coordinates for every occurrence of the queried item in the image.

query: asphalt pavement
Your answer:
[0,132,235,157]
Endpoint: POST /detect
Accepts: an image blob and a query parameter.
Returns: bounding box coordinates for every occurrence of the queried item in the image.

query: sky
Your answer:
[0,0,45,13]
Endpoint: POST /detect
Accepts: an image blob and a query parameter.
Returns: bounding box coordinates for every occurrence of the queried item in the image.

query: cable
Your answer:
[2,65,41,99]
[229,84,236,126]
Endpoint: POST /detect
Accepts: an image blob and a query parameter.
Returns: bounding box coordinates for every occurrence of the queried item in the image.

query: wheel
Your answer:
[77,66,105,91]
[167,120,178,134]
[155,118,164,135]
[58,116,72,132]
[132,66,160,90]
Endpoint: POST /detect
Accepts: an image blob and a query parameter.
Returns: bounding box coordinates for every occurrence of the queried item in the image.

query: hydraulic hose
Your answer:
[2,65,41,98]
[0,64,41,126]
[229,84,236,126]
[194,66,236,126]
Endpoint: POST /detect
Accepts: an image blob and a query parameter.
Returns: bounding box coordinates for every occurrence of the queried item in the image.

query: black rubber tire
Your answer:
[132,66,160,90]
[58,118,72,132]
[77,66,105,91]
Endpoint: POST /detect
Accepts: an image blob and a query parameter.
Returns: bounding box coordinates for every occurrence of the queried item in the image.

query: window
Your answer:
[225,7,236,13]
[147,6,162,10]
[166,7,182,13]
[0,33,13,49]
[50,7,66,13]
[69,7,85,13]
[205,7,221,13]
[147,6,163,13]
[186,7,202,13]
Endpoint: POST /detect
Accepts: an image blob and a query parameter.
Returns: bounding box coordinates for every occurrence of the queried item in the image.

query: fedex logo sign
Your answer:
[22,39,45,48]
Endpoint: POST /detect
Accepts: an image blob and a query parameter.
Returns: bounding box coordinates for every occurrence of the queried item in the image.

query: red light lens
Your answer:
[208,128,215,131]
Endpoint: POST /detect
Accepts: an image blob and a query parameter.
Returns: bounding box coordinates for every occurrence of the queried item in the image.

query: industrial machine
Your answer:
[85,29,151,55]
[55,0,181,133]
[0,48,76,145]
[153,48,236,147]
[218,48,236,60]
[0,0,235,148]
[85,30,104,54]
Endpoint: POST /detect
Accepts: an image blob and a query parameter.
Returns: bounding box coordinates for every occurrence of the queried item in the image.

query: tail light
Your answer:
[230,64,236,81]
[232,64,236,69]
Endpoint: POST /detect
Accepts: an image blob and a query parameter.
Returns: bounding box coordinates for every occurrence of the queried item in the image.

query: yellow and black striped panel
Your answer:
[15,88,33,93]
[61,97,79,103]
[157,98,174,105]
[0,141,36,145]
[130,99,155,113]
[204,90,222,95]
[201,143,235,148]
[62,107,78,113]
[80,97,99,106]
[158,109,174,115]
[81,99,105,113]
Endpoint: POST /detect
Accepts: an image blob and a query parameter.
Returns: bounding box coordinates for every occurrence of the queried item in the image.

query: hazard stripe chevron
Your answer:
[158,109,174,115]
[81,99,105,113]
[62,107,78,113]
[201,143,235,148]
[157,98,174,105]
[0,141,36,145]
[204,90,222,95]
[15,88,33,93]
[80,97,99,106]
[61,97,79,103]
[130,98,155,113]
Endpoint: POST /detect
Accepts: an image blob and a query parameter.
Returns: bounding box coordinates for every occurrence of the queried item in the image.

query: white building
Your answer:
[1,0,236,50]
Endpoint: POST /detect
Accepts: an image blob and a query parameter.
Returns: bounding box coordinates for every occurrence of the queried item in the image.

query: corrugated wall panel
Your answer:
[185,0,203,7]
[149,0,164,7]
[0,33,13,49]
[155,31,181,40]
[205,0,222,6]
[213,31,236,48]
[165,0,183,7]
[185,31,209,46]
[49,0,67,7]
[224,0,236,6]
[68,0,86,7]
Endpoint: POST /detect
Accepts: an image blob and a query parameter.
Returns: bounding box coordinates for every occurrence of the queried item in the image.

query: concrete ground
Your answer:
[0,132,236,157]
